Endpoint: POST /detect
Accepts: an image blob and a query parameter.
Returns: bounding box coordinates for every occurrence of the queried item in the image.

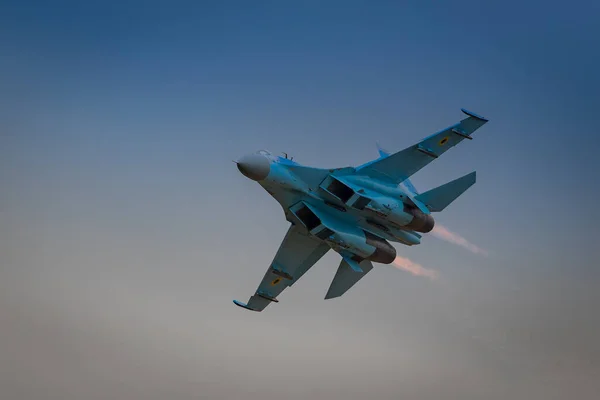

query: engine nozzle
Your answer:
[364,231,396,264]
[405,207,435,233]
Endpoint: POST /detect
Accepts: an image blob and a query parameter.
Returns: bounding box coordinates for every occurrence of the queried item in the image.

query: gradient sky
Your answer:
[2,1,599,399]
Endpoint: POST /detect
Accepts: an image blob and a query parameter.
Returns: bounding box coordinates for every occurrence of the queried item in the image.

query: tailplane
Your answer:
[325,258,374,299]
[415,171,476,212]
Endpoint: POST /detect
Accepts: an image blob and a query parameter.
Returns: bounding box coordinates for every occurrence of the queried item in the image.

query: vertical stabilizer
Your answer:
[376,141,390,157]
[400,178,419,196]
[377,142,419,195]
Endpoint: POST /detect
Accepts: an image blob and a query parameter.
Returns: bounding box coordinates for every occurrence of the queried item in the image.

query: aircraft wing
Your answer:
[233,224,330,312]
[356,109,488,184]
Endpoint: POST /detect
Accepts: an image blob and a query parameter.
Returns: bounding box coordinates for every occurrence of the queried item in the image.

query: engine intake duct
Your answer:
[324,177,354,203]
[319,176,372,210]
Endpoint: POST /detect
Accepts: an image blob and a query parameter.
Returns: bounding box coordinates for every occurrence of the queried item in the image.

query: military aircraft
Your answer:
[233,109,489,311]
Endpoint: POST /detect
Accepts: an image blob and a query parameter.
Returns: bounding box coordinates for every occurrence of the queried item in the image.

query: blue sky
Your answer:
[1,1,599,399]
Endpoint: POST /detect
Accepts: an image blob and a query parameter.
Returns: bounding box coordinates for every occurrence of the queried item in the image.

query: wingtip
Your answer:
[461,108,488,122]
[233,300,258,311]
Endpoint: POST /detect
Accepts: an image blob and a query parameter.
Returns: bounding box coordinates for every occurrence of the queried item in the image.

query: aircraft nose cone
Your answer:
[236,154,270,181]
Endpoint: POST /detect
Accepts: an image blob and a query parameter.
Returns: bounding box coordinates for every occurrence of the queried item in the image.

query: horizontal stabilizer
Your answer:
[415,171,476,212]
[325,259,374,299]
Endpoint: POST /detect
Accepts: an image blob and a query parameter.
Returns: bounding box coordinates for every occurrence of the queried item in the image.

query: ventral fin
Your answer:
[342,255,363,273]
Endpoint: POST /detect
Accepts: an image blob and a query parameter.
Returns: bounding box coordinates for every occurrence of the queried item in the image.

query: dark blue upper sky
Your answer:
[1,1,599,399]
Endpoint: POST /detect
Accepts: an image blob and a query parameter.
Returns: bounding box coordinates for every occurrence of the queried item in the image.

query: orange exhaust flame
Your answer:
[391,256,438,280]
[431,224,488,257]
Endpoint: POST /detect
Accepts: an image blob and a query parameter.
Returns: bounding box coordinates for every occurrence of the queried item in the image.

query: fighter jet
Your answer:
[233,109,489,311]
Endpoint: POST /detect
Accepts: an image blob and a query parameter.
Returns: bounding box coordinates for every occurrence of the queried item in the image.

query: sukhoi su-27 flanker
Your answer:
[233,108,489,312]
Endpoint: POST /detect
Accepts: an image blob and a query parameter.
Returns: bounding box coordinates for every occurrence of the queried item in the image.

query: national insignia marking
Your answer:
[271,277,282,286]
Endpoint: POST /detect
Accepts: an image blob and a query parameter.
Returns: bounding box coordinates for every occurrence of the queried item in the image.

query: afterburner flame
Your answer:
[392,256,438,280]
[431,224,488,256]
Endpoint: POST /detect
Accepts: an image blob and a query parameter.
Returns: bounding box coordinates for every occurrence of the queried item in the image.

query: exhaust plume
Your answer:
[392,256,438,280]
[431,224,488,256]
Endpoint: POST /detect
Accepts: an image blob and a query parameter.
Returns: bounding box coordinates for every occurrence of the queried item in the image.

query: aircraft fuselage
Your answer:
[236,150,427,258]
